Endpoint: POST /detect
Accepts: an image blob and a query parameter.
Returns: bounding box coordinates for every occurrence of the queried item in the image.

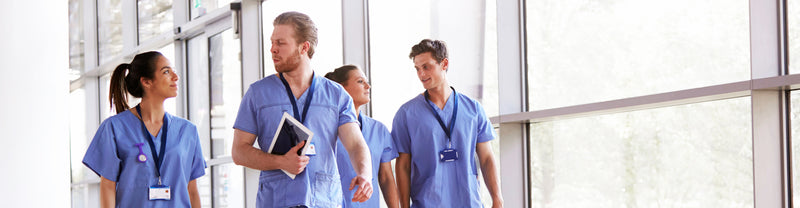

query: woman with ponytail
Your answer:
[325,65,400,208]
[83,51,206,208]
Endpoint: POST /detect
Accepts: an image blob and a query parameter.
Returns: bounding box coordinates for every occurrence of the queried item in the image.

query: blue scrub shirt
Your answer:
[392,91,495,208]
[83,111,207,207]
[234,74,358,208]
[336,114,398,208]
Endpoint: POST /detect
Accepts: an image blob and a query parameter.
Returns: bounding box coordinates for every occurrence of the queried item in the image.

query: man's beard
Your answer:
[274,50,302,73]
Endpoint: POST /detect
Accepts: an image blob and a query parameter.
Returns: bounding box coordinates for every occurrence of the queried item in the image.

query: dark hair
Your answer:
[409,39,448,63]
[324,65,360,85]
[109,51,163,114]
[273,11,318,58]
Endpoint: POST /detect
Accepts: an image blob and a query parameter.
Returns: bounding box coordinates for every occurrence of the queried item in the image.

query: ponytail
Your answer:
[325,65,360,85]
[109,64,131,114]
[107,51,164,114]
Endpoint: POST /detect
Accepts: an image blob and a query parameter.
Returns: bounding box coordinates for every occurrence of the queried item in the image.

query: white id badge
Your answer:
[306,142,317,156]
[149,185,171,200]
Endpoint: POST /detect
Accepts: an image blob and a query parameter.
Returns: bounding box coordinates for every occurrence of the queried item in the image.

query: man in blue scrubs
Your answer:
[231,12,373,208]
[393,39,504,208]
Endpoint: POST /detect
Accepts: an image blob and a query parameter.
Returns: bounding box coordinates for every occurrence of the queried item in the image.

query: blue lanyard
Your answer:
[357,113,363,131]
[424,87,459,145]
[279,72,316,124]
[135,105,168,184]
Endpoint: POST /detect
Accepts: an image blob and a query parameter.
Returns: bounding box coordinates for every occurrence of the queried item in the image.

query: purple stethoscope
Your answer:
[135,142,147,162]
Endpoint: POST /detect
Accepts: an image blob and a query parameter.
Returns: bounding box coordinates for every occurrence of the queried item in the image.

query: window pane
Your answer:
[212,163,245,208]
[196,167,212,207]
[789,90,800,205]
[369,0,499,127]
[525,0,750,110]
[261,0,342,77]
[137,0,173,43]
[69,0,84,80]
[210,30,241,158]
[98,0,123,64]
[191,0,233,20]
[790,0,800,74]
[529,97,752,207]
[369,1,499,206]
[69,88,88,183]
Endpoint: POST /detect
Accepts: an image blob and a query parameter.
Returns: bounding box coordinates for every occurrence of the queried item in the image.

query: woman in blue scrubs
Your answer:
[83,51,206,208]
[325,65,400,208]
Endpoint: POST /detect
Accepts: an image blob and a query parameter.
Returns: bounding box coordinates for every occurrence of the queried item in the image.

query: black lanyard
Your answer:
[135,105,168,184]
[279,72,316,124]
[424,87,459,145]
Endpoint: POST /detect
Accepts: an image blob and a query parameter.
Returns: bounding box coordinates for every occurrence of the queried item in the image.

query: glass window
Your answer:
[529,97,752,207]
[187,35,213,207]
[137,0,173,43]
[525,0,750,110]
[261,0,343,77]
[789,90,800,205]
[212,164,245,208]
[191,0,234,20]
[69,0,84,80]
[369,1,499,206]
[69,88,88,183]
[209,30,241,158]
[98,0,123,65]
[209,29,244,207]
[790,0,800,74]
[368,0,499,130]
[187,29,243,207]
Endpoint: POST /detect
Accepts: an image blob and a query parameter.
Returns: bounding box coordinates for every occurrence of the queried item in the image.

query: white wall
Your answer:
[0,0,71,207]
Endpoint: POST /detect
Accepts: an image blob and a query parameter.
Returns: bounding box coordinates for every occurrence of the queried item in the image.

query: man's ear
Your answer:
[300,41,310,56]
[441,58,449,71]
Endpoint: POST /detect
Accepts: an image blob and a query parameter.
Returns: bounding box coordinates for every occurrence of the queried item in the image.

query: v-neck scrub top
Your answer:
[391,91,495,208]
[336,114,398,208]
[234,74,358,208]
[83,110,207,207]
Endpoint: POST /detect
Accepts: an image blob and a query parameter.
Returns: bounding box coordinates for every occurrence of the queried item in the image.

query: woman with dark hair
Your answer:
[325,65,400,208]
[82,51,205,208]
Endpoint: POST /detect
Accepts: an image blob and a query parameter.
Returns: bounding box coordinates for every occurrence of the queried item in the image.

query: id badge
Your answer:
[306,142,317,156]
[149,185,171,200]
[439,148,459,162]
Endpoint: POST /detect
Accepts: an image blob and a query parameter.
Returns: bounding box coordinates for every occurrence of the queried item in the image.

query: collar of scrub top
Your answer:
[423,86,459,148]
[135,104,168,185]
[279,72,317,124]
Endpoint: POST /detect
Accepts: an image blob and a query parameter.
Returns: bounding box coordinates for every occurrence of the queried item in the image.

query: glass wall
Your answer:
[191,0,234,19]
[369,0,499,207]
[97,0,123,65]
[137,0,173,43]
[69,0,84,81]
[530,97,752,207]
[790,0,800,74]
[261,0,343,76]
[209,29,244,208]
[525,0,750,110]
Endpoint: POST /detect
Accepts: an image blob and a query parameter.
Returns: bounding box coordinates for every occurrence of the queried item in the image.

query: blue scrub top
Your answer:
[391,91,495,208]
[234,74,358,208]
[336,114,398,208]
[83,110,207,208]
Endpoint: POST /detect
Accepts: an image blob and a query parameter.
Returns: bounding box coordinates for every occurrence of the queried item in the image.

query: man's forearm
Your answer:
[396,154,411,208]
[232,143,283,171]
[379,162,400,208]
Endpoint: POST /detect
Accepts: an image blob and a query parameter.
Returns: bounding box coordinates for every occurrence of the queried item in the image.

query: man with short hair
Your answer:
[393,39,504,208]
[232,11,373,208]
